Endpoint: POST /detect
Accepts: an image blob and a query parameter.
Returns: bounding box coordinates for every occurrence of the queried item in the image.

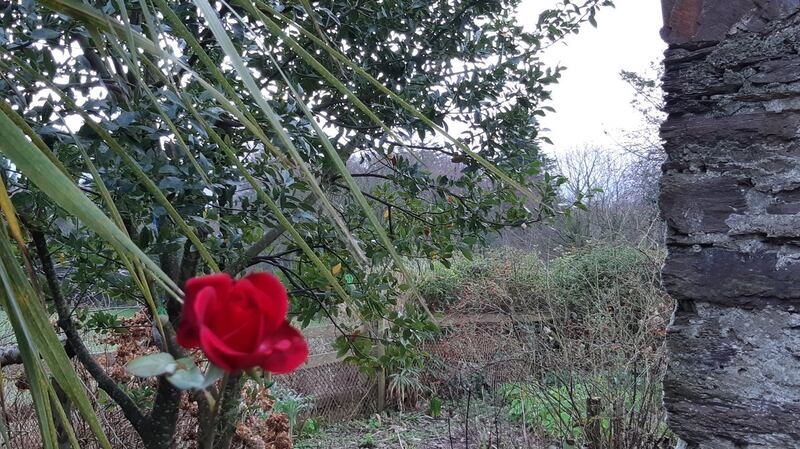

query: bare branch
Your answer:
[30,229,148,433]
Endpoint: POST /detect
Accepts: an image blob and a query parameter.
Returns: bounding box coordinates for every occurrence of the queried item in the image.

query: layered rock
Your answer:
[660,1,800,447]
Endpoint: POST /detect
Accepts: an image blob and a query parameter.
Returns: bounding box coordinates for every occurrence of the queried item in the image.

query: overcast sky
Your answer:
[517,0,667,155]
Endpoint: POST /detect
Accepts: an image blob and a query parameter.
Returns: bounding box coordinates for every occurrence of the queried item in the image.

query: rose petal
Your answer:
[259,322,308,374]
[195,284,261,354]
[177,273,233,349]
[217,308,263,353]
[234,273,288,332]
[199,326,263,372]
[193,286,220,322]
[186,273,233,302]
[179,272,301,373]
[176,321,201,349]
[178,287,216,348]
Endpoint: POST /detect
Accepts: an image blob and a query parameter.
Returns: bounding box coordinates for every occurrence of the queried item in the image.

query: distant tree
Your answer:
[554,145,661,247]
[551,64,665,248]
[619,62,666,203]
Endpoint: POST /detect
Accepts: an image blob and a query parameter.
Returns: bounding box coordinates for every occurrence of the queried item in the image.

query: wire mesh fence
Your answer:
[275,358,377,424]
[0,319,379,448]
[422,313,548,398]
[0,314,536,447]
[1,358,143,449]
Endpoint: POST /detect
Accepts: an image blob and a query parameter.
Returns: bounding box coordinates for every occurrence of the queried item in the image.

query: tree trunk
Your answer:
[52,379,72,449]
[659,1,800,448]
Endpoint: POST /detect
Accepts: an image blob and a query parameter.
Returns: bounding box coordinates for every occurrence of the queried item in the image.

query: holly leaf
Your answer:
[30,28,61,40]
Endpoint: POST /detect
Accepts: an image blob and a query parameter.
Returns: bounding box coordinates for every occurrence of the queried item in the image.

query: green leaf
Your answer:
[0,52,218,274]
[429,396,442,418]
[0,221,111,448]
[0,246,58,448]
[200,363,225,389]
[0,396,9,447]
[0,106,180,296]
[166,358,205,390]
[262,3,545,209]
[126,353,177,377]
[227,6,433,317]
[31,28,61,40]
[193,0,370,267]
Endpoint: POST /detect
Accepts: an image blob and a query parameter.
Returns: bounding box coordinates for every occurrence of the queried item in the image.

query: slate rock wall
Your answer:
[659,1,800,447]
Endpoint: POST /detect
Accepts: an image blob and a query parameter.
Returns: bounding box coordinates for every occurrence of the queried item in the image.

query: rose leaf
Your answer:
[126,353,177,377]
[200,363,225,389]
[166,358,205,390]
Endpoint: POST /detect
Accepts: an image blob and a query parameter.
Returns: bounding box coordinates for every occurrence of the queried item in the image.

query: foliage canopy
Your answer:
[0,0,611,446]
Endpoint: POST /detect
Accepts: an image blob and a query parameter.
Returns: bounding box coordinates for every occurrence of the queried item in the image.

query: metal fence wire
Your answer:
[0,314,533,447]
[422,313,545,398]
[275,360,377,423]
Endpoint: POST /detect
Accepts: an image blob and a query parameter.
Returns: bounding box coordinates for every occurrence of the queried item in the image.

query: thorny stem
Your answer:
[213,373,244,449]
[199,372,230,449]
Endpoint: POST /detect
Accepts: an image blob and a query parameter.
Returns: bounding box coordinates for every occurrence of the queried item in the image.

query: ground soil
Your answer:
[295,398,545,449]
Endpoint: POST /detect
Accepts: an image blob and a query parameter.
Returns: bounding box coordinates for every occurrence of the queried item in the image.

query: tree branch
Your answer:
[178,240,201,287]
[0,336,69,367]
[145,318,186,449]
[212,374,244,449]
[145,379,182,449]
[30,230,148,434]
[224,227,286,276]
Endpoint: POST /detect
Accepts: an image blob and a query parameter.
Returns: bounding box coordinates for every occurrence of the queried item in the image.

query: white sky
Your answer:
[40,1,666,158]
[518,0,666,155]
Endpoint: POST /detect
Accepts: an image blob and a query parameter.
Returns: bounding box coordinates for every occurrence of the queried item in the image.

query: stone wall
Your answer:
[659,1,800,448]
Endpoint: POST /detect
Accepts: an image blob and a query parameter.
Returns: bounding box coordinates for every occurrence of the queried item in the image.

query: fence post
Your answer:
[374,319,386,412]
[586,396,602,449]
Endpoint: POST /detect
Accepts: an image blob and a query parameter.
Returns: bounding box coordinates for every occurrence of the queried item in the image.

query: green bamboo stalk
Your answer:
[192,0,370,266]
[110,0,214,189]
[0,102,179,295]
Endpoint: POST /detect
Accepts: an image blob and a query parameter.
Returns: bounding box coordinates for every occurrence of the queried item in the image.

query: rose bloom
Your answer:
[176,272,308,373]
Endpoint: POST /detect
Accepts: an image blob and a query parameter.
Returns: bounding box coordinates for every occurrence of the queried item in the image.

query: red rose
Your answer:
[176,272,308,373]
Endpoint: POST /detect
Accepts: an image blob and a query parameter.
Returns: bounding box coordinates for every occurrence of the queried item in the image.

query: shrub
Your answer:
[420,243,673,448]
[502,369,671,449]
[417,263,468,312]
[420,244,664,317]
[419,248,547,314]
[387,366,428,410]
[548,244,663,319]
[270,384,310,436]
